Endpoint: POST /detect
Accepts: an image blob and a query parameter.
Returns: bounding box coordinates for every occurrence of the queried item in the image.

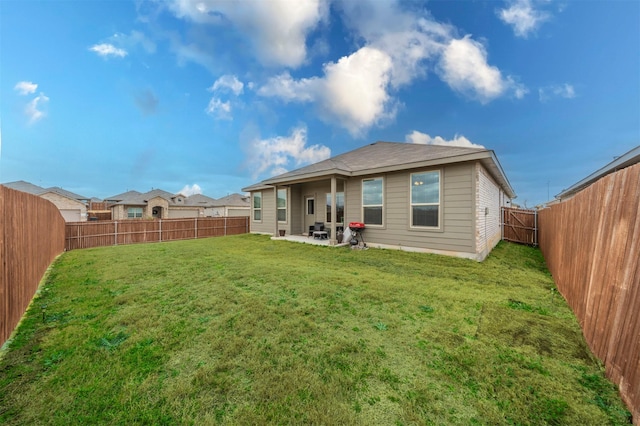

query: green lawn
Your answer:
[0,235,630,425]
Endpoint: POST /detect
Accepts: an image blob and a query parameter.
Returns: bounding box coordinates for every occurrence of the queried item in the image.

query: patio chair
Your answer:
[312,222,328,240]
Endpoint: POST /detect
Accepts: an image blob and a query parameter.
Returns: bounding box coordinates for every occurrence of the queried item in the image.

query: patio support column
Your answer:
[273,186,279,237]
[330,176,337,245]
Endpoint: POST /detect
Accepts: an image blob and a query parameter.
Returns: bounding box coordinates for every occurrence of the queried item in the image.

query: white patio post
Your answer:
[330,176,337,245]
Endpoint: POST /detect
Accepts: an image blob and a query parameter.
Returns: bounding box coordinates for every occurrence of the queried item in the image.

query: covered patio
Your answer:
[270,234,350,247]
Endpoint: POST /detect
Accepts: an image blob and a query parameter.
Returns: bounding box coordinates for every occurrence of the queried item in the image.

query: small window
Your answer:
[127,207,143,219]
[253,192,262,221]
[411,171,440,228]
[326,192,345,223]
[277,188,287,222]
[362,177,383,225]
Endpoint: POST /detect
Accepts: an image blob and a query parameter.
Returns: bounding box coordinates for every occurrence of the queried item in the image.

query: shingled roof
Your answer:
[243,142,516,198]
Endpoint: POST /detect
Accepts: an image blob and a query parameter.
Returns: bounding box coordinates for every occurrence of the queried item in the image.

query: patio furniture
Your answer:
[312,222,328,240]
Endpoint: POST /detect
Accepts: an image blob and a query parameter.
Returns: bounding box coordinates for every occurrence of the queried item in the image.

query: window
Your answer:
[277,188,287,222]
[362,177,383,225]
[326,192,345,223]
[411,171,440,227]
[253,192,262,221]
[127,207,143,219]
[307,198,315,215]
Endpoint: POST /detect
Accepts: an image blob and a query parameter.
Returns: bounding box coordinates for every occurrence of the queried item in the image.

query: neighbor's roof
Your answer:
[3,180,88,200]
[243,142,516,198]
[556,144,640,200]
[211,193,250,208]
[184,193,218,207]
[104,190,142,202]
[113,189,175,206]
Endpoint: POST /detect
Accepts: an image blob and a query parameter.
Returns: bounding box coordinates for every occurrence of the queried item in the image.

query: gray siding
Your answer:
[290,185,303,234]
[250,188,276,234]
[345,163,475,253]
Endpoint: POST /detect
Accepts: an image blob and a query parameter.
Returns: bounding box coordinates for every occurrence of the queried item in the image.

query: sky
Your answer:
[1,0,638,206]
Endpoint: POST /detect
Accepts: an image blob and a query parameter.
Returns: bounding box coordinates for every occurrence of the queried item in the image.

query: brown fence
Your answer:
[65,217,249,250]
[502,207,537,245]
[538,163,640,423]
[1,186,66,348]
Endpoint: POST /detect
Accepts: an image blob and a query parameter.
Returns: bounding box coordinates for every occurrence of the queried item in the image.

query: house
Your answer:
[108,189,219,220]
[208,193,251,217]
[242,141,516,261]
[3,180,89,222]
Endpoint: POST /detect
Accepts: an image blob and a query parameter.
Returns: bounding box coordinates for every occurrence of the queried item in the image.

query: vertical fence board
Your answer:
[0,186,66,348]
[538,163,640,423]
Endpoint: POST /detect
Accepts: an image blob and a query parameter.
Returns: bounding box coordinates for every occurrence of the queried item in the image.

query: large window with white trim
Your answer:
[411,171,440,228]
[253,192,262,221]
[326,192,344,223]
[277,188,287,222]
[362,177,383,225]
[127,207,143,219]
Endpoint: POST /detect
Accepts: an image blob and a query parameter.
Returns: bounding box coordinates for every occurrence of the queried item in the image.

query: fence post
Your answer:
[224,217,227,236]
[195,217,198,239]
[159,219,162,242]
[114,221,118,246]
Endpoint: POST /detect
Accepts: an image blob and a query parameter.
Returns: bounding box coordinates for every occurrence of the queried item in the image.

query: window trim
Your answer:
[409,170,442,230]
[362,177,384,227]
[252,192,262,222]
[127,207,143,219]
[277,188,287,223]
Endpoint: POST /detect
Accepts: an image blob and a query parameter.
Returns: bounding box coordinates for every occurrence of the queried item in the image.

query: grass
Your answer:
[0,234,631,425]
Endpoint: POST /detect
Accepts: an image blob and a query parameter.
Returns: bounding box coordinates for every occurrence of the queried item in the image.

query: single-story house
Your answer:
[3,180,89,222]
[208,193,251,217]
[108,189,219,220]
[242,141,516,261]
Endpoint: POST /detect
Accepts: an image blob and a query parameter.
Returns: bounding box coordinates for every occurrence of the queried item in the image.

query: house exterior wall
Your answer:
[249,188,276,234]
[167,208,201,218]
[475,162,504,261]
[146,197,169,218]
[206,207,250,217]
[39,192,87,222]
[344,163,476,256]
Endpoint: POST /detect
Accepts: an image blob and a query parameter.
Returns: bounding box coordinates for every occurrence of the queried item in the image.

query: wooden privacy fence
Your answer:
[65,217,249,250]
[501,207,537,246]
[538,162,640,423]
[1,186,66,348]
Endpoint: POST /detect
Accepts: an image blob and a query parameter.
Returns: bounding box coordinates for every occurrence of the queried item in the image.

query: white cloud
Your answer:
[14,81,38,95]
[111,30,157,54]
[180,184,202,196]
[257,72,318,102]
[209,75,244,95]
[438,36,526,103]
[406,131,485,149]
[259,47,395,137]
[25,93,50,124]
[539,83,576,102]
[205,98,232,120]
[498,0,550,38]
[246,126,331,178]
[89,43,128,58]
[257,1,524,135]
[168,0,328,68]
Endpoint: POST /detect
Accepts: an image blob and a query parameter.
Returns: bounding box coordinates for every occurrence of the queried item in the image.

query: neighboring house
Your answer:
[3,180,89,222]
[108,189,218,220]
[208,193,250,217]
[554,145,640,202]
[242,141,516,261]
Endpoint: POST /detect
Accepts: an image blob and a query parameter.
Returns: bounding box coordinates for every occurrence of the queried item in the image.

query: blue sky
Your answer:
[1,0,638,206]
